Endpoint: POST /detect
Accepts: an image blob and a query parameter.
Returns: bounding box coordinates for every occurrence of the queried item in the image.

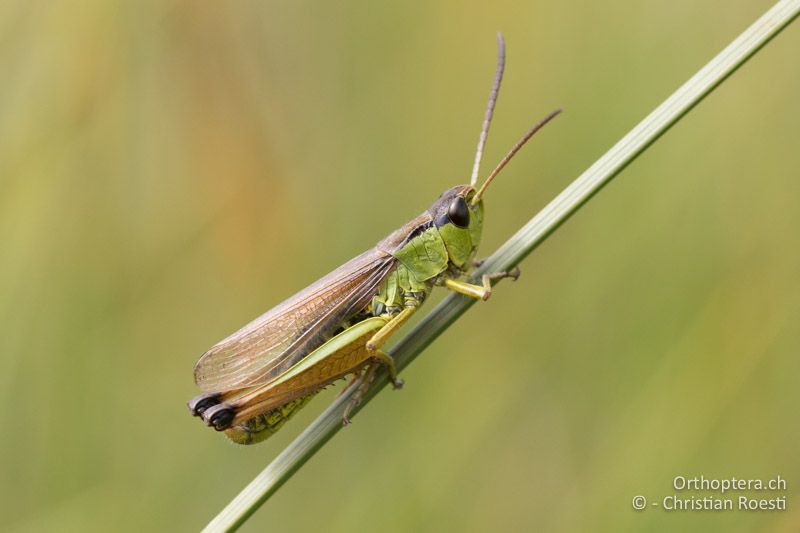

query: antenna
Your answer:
[469,33,506,187]
[472,108,562,205]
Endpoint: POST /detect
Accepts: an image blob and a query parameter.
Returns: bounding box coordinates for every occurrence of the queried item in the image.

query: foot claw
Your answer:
[391,378,405,390]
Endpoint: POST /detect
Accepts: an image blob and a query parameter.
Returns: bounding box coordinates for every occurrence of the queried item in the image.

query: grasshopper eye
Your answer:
[448,197,469,228]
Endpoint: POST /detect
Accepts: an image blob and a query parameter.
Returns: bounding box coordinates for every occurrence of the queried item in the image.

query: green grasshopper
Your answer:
[188,34,560,444]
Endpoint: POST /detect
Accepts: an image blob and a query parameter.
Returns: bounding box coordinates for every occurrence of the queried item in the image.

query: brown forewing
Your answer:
[193,247,396,392]
[193,210,434,394]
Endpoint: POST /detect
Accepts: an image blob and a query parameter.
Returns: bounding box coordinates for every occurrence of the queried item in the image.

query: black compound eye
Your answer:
[447,197,469,228]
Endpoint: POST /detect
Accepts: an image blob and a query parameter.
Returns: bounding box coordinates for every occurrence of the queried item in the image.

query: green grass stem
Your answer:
[203,1,800,530]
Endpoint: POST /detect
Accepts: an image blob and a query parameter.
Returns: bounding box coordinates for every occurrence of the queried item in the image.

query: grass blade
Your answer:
[203,1,800,530]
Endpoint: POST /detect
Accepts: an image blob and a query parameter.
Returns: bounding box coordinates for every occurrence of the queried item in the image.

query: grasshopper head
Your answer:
[429,185,484,269]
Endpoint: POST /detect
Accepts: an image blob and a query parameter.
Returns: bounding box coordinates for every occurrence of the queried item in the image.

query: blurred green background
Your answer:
[2,1,798,531]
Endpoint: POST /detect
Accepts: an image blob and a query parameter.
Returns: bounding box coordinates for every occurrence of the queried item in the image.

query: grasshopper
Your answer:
[188,34,560,444]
